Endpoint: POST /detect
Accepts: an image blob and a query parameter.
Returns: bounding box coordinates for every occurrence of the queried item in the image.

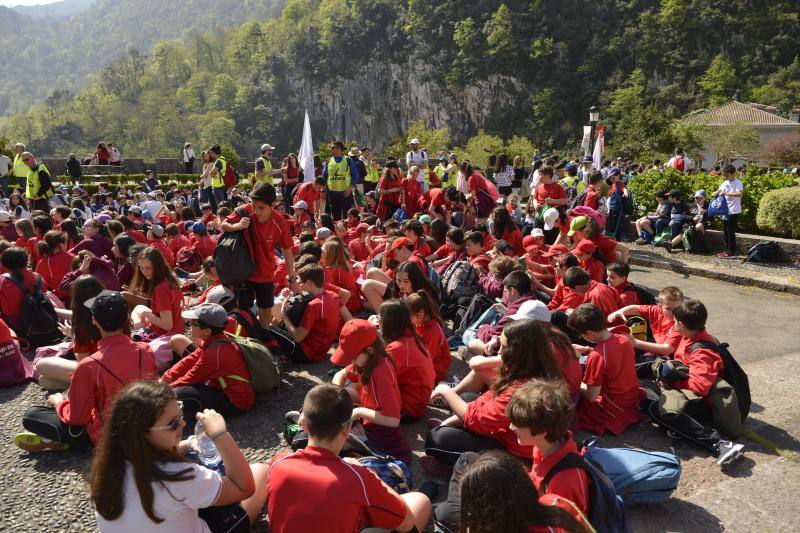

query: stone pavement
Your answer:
[0,266,798,532]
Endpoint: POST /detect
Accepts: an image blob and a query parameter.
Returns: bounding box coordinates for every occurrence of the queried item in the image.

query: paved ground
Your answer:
[0,266,798,532]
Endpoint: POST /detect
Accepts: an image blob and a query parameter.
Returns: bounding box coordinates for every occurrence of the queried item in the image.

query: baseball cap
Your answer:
[581,155,593,163]
[331,319,379,366]
[261,143,276,152]
[84,290,128,330]
[531,228,544,238]
[409,138,421,145]
[150,224,165,238]
[543,207,560,231]
[573,239,597,255]
[567,216,588,236]
[508,299,552,322]
[316,227,332,240]
[293,200,309,211]
[0,210,12,222]
[129,205,142,215]
[205,285,235,307]
[693,189,707,198]
[608,166,621,176]
[494,240,511,253]
[565,163,578,173]
[388,237,412,259]
[419,214,432,224]
[543,243,570,257]
[182,303,228,329]
[96,213,112,223]
[522,235,538,251]
[192,221,207,235]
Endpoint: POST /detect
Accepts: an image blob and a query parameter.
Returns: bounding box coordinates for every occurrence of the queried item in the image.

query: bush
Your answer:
[757,187,800,238]
[628,168,693,212]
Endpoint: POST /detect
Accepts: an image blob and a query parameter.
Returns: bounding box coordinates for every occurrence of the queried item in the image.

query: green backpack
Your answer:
[209,335,282,393]
[652,230,672,248]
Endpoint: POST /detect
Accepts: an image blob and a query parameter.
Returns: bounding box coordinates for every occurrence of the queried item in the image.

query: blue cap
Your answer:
[192,221,207,235]
[581,155,593,163]
[608,166,621,176]
[565,163,578,173]
[694,189,707,198]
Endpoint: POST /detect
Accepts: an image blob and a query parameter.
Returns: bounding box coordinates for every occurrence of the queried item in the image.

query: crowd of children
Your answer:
[0,144,750,532]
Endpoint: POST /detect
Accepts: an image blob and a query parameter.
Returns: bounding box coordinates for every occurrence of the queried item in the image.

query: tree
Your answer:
[484,4,515,62]
[385,120,451,160]
[701,123,760,165]
[765,133,800,166]
[698,55,738,107]
[209,73,238,112]
[458,131,504,169]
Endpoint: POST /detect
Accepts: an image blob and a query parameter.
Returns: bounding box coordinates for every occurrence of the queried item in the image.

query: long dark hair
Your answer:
[0,247,29,282]
[405,289,442,325]
[113,233,137,263]
[391,261,439,304]
[491,206,516,239]
[352,336,395,385]
[429,218,449,248]
[459,451,588,533]
[128,246,180,296]
[494,319,561,394]
[35,230,66,258]
[318,213,334,232]
[494,153,509,174]
[379,299,430,358]
[60,219,83,247]
[70,275,103,348]
[90,381,193,523]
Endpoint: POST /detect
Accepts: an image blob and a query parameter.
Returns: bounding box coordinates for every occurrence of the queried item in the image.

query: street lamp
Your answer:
[589,106,600,153]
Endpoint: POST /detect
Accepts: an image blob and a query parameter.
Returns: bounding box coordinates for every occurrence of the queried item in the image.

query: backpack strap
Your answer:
[89,355,124,385]
[542,452,588,492]
[206,335,251,388]
[2,272,29,295]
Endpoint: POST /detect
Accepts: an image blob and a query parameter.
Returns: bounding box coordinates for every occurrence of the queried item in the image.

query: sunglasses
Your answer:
[150,401,184,431]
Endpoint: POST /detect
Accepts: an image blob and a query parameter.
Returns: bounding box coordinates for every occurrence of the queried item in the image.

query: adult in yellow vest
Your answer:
[12,143,29,189]
[323,141,360,220]
[22,152,54,212]
[360,147,381,195]
[255,143,282,184]
[207,145,228,205]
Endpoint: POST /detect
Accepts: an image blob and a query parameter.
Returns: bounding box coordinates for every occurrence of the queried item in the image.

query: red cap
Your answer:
[388,237,412,259]
[573,239,597,255]
[522,235,537,251]
[542,243,569,257]
[331,319,379,366]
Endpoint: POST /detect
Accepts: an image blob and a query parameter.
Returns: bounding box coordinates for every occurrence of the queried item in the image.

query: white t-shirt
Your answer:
[141,199,163,219]
[0,154,11,176]
[96,462,222,533]
[406,149,428,170]
[718,178,743,215]
[184,148,196,163]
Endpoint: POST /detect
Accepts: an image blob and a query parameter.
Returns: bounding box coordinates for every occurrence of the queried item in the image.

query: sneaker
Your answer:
[635,238,647,245]
[284,410,301,424]
[15,432,69,453]
[420,455,453,477]
[716,440,744,466]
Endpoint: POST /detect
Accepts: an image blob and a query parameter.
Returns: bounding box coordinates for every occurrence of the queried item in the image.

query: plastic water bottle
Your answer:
[194,420,222,470]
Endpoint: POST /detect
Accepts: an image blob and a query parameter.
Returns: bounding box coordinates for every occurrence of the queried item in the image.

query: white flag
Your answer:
[581,126,591,155]
[592,128,604,170]
[298,110,314,183]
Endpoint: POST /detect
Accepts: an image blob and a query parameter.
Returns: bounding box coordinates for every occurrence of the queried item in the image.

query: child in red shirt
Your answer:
[332,319,412,464]
[401,168,423,216]
[606,262,641,306]
[428,227,466,274]
[407,292,451,382]
[348,224,371,262]
[567,303,643,435]
[571,239,605,283]
[165,223,191,256]
[34,231,75,294]
[379,300,436,422]
[291,200,311,234]
[321,239,362,314]
[564,266,620,317]
[608,286,684,358]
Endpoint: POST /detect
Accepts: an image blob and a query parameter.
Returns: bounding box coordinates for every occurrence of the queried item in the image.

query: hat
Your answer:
[409,138,421,145]
[581,155,593,163]
[316,227,332,240]
[438,155,447,161]
[567,216,588,236]
[494,240,511,253]
[573,239,597,255]
[182,303,228,329]
[129,206,142,215]
[57,184,68,191]
[150,224,165,238]
[293,200,309,211]
[366,190,377,198]
[260,143,276,152]
[495,196,505,205]
[147,191,158,198]
[206,285,236,307]
[96,213,112,223]
[192,221,207,235]
[693,189,707,198]
[531,228,544,238]
[522,235,538,251]
[509,299,552,322]
[388,237,412,258]
[84,290,128,328]
[200,203,212,211]
[543,207,560,231]
[565,163,578,173]
[449,153,458,160]
[184,142,191,147]
[348,148,362,157]
[543,243,570,257]
[419,214,432,224]
[331,319,379,365]
[608,166,621,176]
[792,167,798,175]
[0,210,12,222]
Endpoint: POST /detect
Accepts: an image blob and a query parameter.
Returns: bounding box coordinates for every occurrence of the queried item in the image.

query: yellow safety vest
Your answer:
[363,159,380,183]
[326,157,351,192]
[12,153,28,178]
[256,156,273,183]
[212,156,227,188]
[26,163,53,200]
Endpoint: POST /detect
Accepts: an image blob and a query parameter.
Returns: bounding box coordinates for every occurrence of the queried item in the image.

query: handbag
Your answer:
[706,195,729,218]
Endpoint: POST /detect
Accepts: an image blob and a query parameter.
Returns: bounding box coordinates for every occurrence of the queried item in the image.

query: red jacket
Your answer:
[416,319,451,382]
[463,379,532,458]
[670,329,724,398]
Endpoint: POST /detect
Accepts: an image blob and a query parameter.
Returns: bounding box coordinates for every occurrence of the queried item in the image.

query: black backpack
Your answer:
[623,283,657,305]
[2,273,62,348]
[689,339,751,422]
[570,189,588,209]
[284,291,313,329]
[742,241,783,263]
[213,206,255,286]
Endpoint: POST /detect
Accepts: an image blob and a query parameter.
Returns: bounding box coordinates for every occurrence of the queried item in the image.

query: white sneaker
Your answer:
[716,440,744,466]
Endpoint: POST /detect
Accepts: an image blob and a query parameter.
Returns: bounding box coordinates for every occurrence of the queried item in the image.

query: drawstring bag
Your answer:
[0,318,35,388]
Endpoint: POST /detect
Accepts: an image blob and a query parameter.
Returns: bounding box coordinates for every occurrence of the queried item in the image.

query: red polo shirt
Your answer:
[529,433,590,517]
[35,250,75,292]
[463,379,532,459]
[324,267,361,314]
[149,279,184,336]
[416,319,451,382]
[298,290,344,362]
[670,329,724,397]
[639,304,678,344]
[0,269,38,330]
[345,357,402,424]
[386,335,435,418]
[226,204,293,283]
[584,281,621,316]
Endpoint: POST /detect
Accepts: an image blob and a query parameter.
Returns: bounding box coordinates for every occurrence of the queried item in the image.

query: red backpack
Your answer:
[223,163,239,188]
[673,156,685,172]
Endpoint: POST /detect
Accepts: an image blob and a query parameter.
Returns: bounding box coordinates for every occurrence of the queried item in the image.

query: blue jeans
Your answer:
[212,187,227,206]
[0,175,7,198]
[202,186,218,213]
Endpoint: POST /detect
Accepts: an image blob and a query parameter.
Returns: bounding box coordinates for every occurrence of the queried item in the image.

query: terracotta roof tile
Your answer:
[683,101,800,127]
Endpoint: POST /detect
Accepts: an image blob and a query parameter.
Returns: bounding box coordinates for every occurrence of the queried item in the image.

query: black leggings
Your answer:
[21,405,92,451]
[723,213,739,253]
[433,452,480,532]
[175,384,242,430]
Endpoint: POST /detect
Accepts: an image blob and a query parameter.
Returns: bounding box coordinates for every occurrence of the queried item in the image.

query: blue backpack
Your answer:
[543,452,629,533]
[582,441,682,504]
[358,456,413,494]
[706,195,729,218]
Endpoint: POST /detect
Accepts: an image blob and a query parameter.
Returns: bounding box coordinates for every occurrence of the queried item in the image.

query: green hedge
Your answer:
[628,167,797,232]
[757,187,800,238]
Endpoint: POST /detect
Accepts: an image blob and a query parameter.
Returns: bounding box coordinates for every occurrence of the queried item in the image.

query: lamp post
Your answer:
[589,105,600,152]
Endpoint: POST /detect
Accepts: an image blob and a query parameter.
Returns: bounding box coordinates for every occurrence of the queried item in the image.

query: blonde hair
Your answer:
[513,155,523,168]
[322,238,351,271]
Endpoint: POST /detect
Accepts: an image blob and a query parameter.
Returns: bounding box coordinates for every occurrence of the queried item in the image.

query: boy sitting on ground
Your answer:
[608,286,684,363]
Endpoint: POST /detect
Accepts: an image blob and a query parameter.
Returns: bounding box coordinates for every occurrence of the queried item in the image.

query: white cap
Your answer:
[293,200,308,211]
[409,138,421,145]
[543,207,560,231]
[316,227,331,239]
[0,210,12,222]
[531,228,544,238]
[205,285,235,307]
[261,143,275,152]
[509,299,552,323]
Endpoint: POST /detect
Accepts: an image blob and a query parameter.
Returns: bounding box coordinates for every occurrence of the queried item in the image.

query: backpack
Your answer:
[623,283,657,305]
[582,440,681,504]
[623,189,636,216]
[682,226,705,253]
[440,260,479,305]
[176,246,203,273]
[561,177,581,205]
[223,163,239,188]
[209,335,282,393]
[742,241,783,264]
[284,291,313,329]
[652,230,672,248]
[392,208,409,222]
[1,273,61,349]
[672,156,685,172]
[706,195,728,218]
[213,206,255,286]
[358,456,413,494]
[571,205,606,227]
[570,189,588,210]
[690,340,751,422]
[543,452,629,533]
